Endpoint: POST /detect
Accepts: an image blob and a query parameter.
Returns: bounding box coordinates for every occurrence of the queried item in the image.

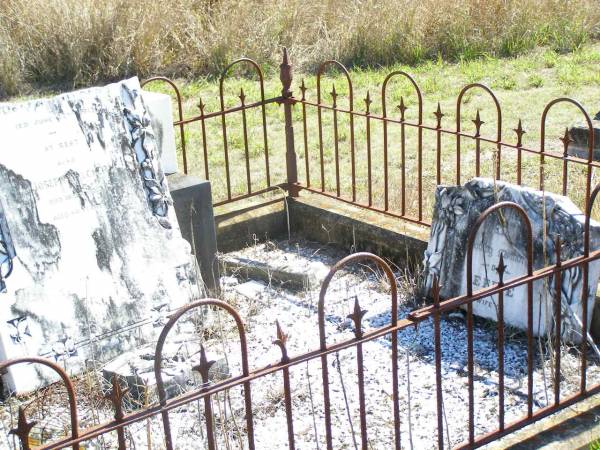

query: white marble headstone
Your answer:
[423,178,600,342]
[142,90,179,174]
[0,78,199,393]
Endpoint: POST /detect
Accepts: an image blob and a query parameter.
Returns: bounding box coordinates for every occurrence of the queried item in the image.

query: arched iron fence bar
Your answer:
[579,182,600,394]
[465,201,534,445]
[141,77,188,174]
[0,357,79,450]
[456,83,502,183]
[540,98,594,202]
[219,58,271,200]
[317,252,399,450]
[316,60,356,199]
[381,71,423,218]
[154,298,255,450]
[541,100,594,391]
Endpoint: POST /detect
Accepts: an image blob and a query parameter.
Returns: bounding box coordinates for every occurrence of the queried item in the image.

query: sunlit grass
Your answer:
[144,43,600,221]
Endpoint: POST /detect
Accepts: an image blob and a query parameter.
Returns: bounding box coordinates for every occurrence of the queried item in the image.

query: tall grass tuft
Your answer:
[1,0,599,98]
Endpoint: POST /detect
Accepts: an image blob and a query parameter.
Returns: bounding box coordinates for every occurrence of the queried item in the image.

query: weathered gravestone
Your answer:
[142,91,178,174]
[0,78,200,393]
[423,178,600,342]
[568,112,600,162]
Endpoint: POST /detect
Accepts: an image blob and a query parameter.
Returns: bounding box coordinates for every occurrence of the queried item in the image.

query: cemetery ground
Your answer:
[142,42,600,219]
[3,39,600,449]
[2,239,599,449]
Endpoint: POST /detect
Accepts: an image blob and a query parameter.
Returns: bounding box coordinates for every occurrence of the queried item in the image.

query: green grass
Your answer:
[142,43,600,221]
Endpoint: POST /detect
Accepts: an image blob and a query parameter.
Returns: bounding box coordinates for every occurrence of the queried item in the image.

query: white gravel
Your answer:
[1,240,598,449]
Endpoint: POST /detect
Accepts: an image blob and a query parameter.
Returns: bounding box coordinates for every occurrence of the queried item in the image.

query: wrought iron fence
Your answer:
[142,49,597,227]
[141,53,292,207]
[3,202,600,449]
[293,64,597,227]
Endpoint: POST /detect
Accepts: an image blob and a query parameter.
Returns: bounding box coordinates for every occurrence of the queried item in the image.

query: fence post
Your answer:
[280,47,298,196]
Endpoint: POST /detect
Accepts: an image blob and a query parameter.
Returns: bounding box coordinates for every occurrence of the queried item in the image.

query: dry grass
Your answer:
[1,0,600,98]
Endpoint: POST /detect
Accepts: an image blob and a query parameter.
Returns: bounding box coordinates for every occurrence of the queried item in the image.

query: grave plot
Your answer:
[1,239,598,449]
[2,48,600,449]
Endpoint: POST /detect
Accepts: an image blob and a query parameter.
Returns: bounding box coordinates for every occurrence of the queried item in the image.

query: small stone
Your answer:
[448,311,465,321]
[234,280,267,298]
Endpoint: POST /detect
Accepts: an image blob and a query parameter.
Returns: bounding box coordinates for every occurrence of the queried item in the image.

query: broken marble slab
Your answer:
[423,178,600,342]
[0,78,200,394]
[102,342,229,405]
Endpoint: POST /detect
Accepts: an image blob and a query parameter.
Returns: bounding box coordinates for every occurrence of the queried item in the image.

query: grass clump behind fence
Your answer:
[1,0,600,98]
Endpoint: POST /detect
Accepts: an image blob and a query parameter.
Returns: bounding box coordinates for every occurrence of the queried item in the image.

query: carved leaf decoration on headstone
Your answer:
[123,85,172,229]
[0,200,16,292]
[6,316,30,344]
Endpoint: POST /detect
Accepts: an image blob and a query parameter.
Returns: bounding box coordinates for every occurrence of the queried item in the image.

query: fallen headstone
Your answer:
[423,178,600,341]
[568,112,600,162]
[0,78,200,393]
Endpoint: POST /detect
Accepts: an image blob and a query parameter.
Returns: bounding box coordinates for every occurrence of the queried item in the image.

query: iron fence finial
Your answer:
[473,109,484,136]
[496,252,507,284]
[330,84,338,107]
[273,320,289,362]
[514,119,525,147]
[434,102,444,128]
[347,296,367,339]
[106,375,129,421]
[9,407,36,450]
[193,344,217,385]
[300,79,307,100]
[280,47,293,98]
[398,96,407,120]
[560,127,572,155]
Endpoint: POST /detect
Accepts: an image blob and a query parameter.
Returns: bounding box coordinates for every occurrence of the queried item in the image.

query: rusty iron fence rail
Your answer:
[141,51,294,207]
[142,49,596,227]
[3,202,600,448]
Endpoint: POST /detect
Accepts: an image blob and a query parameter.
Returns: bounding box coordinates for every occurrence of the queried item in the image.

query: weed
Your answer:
[527,74,544,88]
